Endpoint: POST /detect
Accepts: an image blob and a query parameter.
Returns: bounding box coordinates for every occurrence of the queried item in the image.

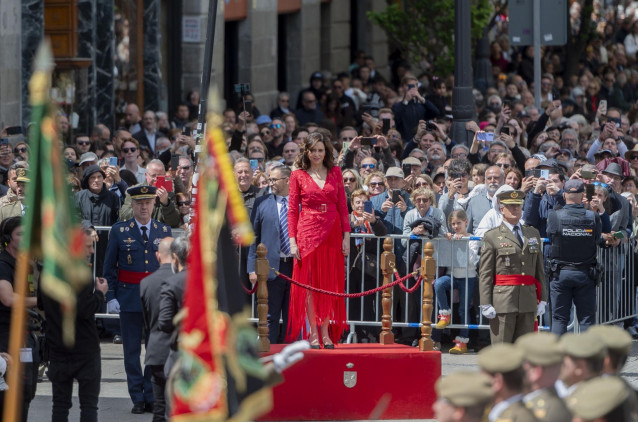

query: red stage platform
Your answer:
[260,343,441,420]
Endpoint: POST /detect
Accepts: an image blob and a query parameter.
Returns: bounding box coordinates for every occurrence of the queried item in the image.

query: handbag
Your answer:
[351,247,379,278]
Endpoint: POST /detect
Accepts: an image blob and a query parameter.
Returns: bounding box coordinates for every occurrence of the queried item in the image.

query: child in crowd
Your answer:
[433,210,478,354]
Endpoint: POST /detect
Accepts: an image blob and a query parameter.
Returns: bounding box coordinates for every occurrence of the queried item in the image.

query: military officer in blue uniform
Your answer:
[103,185,172,414]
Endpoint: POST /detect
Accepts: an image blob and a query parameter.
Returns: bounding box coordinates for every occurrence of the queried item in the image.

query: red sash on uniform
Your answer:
[494,274,542,331]
[118,269,151,284]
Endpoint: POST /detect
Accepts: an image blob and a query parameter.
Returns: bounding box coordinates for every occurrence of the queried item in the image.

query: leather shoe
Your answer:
[144,402,154,413]
[113,335,123,344]
[131,402,145,414]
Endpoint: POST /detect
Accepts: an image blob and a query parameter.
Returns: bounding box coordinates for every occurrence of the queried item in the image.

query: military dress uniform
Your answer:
[478,343,537,422]
[516,332,572,422]
[479,190,546,344]
[103,186,172,409]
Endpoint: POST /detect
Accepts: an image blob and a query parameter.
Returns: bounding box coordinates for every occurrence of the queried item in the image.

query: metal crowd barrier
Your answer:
[87,224,637,338]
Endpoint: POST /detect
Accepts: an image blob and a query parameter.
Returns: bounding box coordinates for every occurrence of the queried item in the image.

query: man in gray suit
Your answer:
[140,236,174,421]
[466,166,504,233]
[248,165,293,343]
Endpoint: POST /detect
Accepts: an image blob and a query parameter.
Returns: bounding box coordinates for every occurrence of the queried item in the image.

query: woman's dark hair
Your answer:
[1,216,21,247]
[295,131,335,170]
[64,144,81,161]
[119,169,138,187]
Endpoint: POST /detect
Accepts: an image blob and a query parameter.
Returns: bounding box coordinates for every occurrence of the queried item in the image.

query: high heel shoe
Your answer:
[309,332,320,349]
[322,336,335,349]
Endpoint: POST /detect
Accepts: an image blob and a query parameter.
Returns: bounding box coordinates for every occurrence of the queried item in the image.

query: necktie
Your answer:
[141,226,149,245]
[279,198,291,255]
[513,225,523,247]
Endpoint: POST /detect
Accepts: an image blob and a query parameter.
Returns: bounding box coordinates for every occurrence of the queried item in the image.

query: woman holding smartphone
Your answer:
[347,189,386,343]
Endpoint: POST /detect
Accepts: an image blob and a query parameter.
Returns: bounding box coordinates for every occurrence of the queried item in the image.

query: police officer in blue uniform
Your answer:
[546,179,604,335]
[103,185,172,414]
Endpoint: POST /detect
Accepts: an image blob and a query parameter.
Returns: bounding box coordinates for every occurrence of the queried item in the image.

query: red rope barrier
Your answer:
[395,271,423,293]
[241,281,258,295]
[273,268,421,298]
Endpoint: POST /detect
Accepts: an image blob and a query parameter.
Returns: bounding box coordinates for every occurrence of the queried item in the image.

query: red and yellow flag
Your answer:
[169,101,271,421]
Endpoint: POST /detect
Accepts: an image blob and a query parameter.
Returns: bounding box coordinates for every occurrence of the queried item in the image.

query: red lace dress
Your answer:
[286,166,350,343]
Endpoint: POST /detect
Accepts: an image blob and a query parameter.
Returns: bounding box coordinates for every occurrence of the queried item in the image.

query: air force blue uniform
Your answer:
[103,218,172,405]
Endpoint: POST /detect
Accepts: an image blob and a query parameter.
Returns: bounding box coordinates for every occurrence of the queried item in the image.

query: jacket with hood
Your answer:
[74,165,121,226]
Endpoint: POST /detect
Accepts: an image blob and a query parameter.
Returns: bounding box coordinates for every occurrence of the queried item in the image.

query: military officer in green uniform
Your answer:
[515,332,571,421]
[555,332,605,399]
[433,371,494,422]
[479,190,547,344]
[566,376,632,422]
[478,343,537,422]
[588,325,638,420]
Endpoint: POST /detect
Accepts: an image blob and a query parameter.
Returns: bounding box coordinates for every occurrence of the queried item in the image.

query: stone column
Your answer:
[285,0,320,108]
[78,0,96,133]
[320,0,350,76]
[0,0,22,128]
[182,0,224,105]
[95,0,115,129]
[451,0,475,147]
[143,0,161,112]
[237,0,279,112]
[21,0,44,129]
[368,0,389,80]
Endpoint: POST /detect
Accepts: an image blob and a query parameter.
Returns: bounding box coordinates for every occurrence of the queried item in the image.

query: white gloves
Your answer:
[272,340,310,374]
[537,301,547,317]
[107,299,121,314]
[481,305,496,319]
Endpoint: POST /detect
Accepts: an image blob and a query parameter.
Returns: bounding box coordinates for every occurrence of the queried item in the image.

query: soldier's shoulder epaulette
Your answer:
[484,226,500,236]
[112,220,127,227]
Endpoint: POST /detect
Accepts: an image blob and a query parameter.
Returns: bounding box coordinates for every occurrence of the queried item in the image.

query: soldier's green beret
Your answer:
[566,376,628,419]
[435,371,493,407]
[560,332,606,360]
[515,332,563,366]
[587,325,632,356]
[478,343,524,373]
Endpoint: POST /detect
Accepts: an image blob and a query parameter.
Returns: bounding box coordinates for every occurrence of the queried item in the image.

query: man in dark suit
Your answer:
[140,236,174,422]
[158,235,189,414]
[248,165,292,343]
[103,185,172,414]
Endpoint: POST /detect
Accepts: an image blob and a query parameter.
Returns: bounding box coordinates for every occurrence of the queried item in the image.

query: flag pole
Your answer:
[195,0,219,139]
[2,253,31,422]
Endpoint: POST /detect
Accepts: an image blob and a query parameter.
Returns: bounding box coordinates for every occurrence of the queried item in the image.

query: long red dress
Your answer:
[286,166,350,343]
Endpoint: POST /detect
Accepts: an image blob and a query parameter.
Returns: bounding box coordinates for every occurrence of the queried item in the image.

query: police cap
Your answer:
[566,376,629,420]
[496,190,525,205]
[587,325,632,356]
[435,371,493,408]
[127,185,157,200]
[478,343,524,373]
[563,179,584,193]
[515,332,563,366]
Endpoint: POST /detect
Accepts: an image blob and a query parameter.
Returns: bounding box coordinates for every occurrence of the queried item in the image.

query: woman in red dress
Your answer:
[287,132,351,348]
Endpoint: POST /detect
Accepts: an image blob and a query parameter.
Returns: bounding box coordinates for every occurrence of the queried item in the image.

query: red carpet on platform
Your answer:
[260,343,441,420]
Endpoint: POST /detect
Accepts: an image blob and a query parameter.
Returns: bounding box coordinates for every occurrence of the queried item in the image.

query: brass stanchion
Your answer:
[379,238,395,345]
[419,242,435,352]
[256,243,270,352]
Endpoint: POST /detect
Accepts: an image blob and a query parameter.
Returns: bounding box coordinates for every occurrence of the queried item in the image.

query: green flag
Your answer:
[22,42,91,347]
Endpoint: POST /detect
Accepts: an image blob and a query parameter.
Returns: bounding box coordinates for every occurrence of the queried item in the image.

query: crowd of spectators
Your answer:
[1,1,638,349]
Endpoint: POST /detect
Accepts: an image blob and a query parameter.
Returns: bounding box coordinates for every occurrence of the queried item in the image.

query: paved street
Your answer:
[28,338,638,421]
